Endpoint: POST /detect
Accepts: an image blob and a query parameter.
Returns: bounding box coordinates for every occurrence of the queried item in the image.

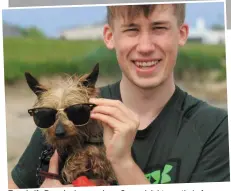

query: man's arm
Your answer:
[90,98,150,185]
[110,156,150,185]
[9,150,73,189]
[8,178,19,189]
[10,128,44,188]
[189,116,230,182]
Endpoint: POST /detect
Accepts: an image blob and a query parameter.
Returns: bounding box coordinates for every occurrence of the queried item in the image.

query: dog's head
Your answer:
[25,64,102,151]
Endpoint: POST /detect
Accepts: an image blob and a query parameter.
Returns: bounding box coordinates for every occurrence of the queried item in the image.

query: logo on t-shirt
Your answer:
[144,159,180,184]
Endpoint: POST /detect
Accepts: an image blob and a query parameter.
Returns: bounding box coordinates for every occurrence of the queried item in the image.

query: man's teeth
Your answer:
[135,61,159,68]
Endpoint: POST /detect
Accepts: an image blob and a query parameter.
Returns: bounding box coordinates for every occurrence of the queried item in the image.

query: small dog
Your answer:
[25,64,116,186]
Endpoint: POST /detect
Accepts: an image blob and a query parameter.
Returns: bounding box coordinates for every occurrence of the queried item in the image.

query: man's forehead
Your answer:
[114,5,175,24]
[114,4,174,19]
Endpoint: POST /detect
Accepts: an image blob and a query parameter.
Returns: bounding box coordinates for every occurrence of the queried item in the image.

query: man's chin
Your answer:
[132,76,163,90]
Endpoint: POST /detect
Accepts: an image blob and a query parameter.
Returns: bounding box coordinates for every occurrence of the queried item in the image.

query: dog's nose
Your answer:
[55,121,66,137]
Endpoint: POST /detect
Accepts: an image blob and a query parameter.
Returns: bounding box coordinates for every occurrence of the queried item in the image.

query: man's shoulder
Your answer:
[170,88,229,183]
[182,89,227,121]
[98,81,120,99]
[11,128,45,188]
[180,89,228,143]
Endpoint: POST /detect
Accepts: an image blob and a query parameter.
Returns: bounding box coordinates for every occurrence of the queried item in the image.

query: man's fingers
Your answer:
[90,98,121,106]
[90,98,135,118]
[91,105,128,123]
[48,150,59,174]
[91,112,124,130]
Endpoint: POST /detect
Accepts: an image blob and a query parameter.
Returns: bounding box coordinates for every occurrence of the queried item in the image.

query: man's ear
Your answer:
[82,63,99,87]
[24,72,47,96]
[103,24,114,50]
[178,23,189,46]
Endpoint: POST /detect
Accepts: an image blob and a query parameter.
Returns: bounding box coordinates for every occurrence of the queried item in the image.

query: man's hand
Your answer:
[89,98,140,165]
[40,150,73,188]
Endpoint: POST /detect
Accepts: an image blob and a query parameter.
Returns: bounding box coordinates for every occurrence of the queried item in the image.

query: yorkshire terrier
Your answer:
[25,63,116,186]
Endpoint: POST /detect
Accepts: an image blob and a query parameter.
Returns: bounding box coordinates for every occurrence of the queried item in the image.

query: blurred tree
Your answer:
[20,26,47,39]
[211,24,224,31]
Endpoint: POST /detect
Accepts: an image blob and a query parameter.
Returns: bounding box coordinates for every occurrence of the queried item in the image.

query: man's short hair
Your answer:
[107,4,185,27]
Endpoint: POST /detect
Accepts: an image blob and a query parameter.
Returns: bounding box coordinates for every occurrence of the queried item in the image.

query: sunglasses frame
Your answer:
[28,103,96,128]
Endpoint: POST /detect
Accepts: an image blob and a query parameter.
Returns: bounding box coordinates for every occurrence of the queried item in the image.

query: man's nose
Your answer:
[136,32,155,54]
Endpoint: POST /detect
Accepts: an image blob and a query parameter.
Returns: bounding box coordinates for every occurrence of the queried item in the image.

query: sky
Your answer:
[2,2,225,37]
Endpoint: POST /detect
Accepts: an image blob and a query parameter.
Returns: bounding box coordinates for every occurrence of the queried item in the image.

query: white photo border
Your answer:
[0,0,230,191]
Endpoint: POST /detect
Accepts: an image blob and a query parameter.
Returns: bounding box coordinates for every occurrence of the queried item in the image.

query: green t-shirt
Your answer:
[11,82,230,188]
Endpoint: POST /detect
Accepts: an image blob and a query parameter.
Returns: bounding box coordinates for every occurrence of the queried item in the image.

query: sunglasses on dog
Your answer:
[28,103,96,129]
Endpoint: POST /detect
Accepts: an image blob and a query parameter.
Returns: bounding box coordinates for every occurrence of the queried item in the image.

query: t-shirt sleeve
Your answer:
[189,116,230,182]
[11,128,44,188]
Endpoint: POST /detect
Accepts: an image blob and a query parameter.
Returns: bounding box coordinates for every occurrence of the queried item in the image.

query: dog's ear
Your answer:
[24,72,47,96]
[82,63,99,87]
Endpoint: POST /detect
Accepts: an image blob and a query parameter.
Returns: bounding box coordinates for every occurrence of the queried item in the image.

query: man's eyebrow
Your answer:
[121,23,139,28]
[121,21,170,27]
[151,21,170,25]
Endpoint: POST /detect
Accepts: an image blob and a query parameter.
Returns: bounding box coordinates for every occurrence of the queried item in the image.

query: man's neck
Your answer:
[120,74,175,123]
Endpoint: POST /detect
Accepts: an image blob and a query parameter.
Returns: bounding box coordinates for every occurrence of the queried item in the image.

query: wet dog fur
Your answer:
[25,64,116,185]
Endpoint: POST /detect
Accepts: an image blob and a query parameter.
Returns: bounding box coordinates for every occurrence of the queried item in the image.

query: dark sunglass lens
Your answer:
[33,108,57,128]
[66,104,91,125]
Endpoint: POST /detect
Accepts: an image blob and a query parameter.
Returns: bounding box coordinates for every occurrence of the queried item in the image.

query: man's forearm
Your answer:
[111,158,150,185]
[8,178,19,189]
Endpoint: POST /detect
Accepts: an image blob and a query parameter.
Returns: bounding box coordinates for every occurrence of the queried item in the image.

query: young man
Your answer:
[9,3,229,188]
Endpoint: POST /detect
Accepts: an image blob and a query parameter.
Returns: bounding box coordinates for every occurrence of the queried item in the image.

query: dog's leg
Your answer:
[61,150,90,184]
[83,145,117,185]
[61,145,116,185]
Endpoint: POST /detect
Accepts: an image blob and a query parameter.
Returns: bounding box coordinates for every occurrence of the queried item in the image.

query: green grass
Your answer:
[3,38,226,83]
[179,42,225,58]
[3,38,104,63]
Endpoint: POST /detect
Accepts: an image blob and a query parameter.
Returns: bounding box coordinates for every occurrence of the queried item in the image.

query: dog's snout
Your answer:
[55,121,66,137]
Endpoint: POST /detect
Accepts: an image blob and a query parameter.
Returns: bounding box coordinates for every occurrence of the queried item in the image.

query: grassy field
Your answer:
[3,38,226,83]
[3,38,103,62]
[179,42,225,57]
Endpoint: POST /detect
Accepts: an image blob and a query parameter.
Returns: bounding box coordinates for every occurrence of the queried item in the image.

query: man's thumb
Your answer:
[48,150,59,174]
